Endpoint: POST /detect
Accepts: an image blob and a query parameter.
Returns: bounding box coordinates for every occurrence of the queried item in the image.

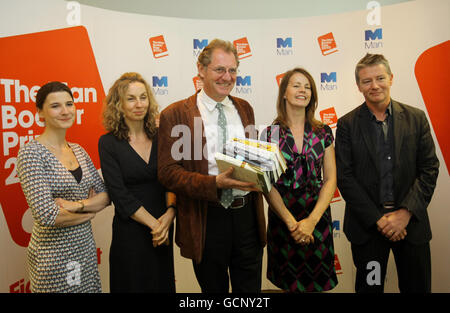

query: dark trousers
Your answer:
[351,233,431,293]
[192,201,263,293]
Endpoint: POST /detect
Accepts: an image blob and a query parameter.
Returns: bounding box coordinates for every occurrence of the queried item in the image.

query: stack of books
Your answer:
[215,138,287,193]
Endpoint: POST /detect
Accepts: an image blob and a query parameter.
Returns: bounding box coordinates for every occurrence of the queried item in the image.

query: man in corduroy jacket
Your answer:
[158,39,266,293]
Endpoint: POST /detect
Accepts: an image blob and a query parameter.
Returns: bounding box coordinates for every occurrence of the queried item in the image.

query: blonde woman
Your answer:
[98,72,176,292]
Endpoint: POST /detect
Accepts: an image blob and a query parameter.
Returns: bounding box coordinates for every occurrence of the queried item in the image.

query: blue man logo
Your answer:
[332,220,340,231]
[236,76,251,86]
[276,37,292,48]
[152,76,168,87]
[321,72,337,83]
[193,39,208,50]
[365,28,383,41]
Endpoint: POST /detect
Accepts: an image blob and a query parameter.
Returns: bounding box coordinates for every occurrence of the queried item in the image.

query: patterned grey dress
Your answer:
[17,140,106,293]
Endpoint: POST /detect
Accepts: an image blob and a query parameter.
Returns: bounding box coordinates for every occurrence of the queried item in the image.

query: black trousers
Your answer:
[192,201,263,293]
[351,232,431,293]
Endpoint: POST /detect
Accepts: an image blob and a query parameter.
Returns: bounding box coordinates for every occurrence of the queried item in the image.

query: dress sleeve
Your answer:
[78,144,107,194]
[324,124,334,148]
[98,135,142,219]
[16,144,59,227]
[259,125,280,144]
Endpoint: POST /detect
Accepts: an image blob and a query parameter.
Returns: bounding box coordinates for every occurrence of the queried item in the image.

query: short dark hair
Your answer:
[36,81,73,110]
[355,53,392,84]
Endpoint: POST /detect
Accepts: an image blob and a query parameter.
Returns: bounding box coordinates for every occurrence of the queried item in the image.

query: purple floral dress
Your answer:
[262,122,338,292]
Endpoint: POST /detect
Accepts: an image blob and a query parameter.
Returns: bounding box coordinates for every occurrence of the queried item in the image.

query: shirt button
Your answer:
[387,156,391,160]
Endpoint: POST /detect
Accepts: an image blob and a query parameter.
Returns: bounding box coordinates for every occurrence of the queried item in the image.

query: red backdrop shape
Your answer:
[415,40,450,175]
[0,26,105,247]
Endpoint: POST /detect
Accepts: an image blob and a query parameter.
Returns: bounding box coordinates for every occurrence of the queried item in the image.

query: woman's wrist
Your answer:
[285,215,297,230]
[308,213,321,226]
[149,218,161,231]
[76,200,84,212]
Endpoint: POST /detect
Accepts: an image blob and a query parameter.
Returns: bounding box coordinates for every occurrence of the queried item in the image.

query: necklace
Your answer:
[44,141,69,151]
[42,140,78,169]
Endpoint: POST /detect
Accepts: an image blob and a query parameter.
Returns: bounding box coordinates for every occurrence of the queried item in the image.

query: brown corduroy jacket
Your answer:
[157,92,267,264]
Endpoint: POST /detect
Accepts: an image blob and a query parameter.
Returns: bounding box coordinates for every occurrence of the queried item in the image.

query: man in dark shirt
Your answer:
[371,102,395,210]
[335,53,439,292]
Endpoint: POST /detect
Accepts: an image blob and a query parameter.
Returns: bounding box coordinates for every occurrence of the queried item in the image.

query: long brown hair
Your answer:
[102,72,158,140]
[274,67,323,132]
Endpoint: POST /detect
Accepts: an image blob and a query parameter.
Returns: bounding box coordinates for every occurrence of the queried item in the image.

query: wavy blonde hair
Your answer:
[103,72,159,141]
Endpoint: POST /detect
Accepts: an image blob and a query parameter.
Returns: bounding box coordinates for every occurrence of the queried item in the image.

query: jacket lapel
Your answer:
[392,100,405,170]
[358,104,379,173]
[184,92,209,175]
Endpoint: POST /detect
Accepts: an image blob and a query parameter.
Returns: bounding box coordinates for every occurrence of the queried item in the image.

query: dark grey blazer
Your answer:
[335,99,439,245]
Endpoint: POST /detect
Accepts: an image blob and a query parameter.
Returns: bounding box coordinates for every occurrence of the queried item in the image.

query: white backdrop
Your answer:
[1,0,449,293]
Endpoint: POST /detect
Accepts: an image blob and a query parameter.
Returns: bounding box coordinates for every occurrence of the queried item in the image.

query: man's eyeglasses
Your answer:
[209,67,238,76]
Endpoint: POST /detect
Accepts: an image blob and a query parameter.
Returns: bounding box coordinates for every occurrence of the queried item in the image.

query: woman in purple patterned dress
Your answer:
[262,68,338,292]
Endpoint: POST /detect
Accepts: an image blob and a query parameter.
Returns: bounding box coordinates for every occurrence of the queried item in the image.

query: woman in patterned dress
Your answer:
[98,72,176,292]
[17,81,110,293]
[262,68,338,292]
